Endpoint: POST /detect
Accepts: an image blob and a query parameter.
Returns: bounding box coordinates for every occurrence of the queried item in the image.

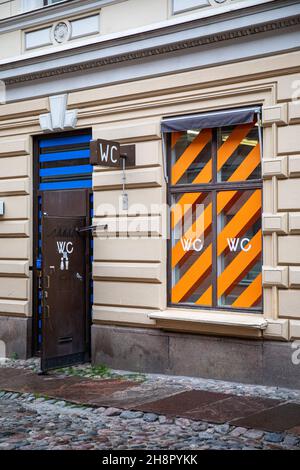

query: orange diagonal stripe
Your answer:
[171,124,261,304]
[217,190,262,256]
[172,129,212,185]
[195,192,261,305]
[196,286,212,306]
[172,202,212,268]
[217,230,262,299]
[232,273,262,308]
[172,145,261,268]
[171,192,205,229]
[171,132,183,149]
[228,143,260,182]
[217,123,254,169]
[172,123,255,228]
[171,245,212,303]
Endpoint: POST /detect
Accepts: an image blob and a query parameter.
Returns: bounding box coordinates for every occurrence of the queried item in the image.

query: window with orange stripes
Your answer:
[169,121,262,311]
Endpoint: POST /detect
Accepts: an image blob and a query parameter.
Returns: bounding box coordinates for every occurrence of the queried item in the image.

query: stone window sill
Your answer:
[148,309,268,338]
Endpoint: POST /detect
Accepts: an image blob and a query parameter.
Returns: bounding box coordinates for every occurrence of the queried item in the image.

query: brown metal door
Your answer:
[41,190,90,372]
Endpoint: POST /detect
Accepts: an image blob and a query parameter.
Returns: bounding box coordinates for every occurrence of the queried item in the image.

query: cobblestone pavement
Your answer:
[0,359,300,450]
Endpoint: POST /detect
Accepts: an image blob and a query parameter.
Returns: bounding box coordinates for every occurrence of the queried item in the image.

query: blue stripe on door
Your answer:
[39,135,91,148]
[38,132,92,191]
[40,164,93,177]
[40,149,90,162]
[40,180,92,191]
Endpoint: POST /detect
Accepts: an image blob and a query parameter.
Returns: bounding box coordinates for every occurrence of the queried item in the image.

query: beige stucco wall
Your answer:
[100,0,169,35]
[0,136,31,317]
[0,0,22,57]
[92,119,166,327]
[0,50,300,341]
[0,97,49,319]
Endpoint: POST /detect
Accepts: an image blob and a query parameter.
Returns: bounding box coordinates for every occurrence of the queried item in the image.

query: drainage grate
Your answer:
[231,403,300,432]
[130,390,230,416]
[184,396,281,424]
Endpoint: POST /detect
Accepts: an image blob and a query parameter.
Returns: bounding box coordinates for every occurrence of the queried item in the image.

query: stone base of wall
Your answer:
[92,324,300,390]
[0,316,32,360]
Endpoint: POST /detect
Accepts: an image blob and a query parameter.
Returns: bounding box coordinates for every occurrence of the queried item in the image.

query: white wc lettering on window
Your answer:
[180,238,204,252]
[227,238,251,252]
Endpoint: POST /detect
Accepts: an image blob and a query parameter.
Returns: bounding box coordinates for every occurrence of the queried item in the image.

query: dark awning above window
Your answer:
[161,106,261,133]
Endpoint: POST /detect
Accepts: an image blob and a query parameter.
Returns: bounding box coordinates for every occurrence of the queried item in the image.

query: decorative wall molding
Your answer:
[25,14,100,50]
[39,94,78,131]
[289,101,300,124]
[50,20,72,45]
[289,213,300,234]
[289,267,300,287]
[289,155,300,177]
[263,213,289,235]
[262,157,288,179]
[4,14,300,86]
[262,103,288,126]
[262,266,289,288]
[263,319,289,340]
[0,0,124,34]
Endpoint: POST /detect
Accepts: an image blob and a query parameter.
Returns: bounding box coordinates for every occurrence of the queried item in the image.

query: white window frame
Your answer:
[22,0,69,13]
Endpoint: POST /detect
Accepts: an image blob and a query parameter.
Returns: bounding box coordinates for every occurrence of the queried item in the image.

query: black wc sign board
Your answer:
[90,139,136,168]
[90,139,121,167]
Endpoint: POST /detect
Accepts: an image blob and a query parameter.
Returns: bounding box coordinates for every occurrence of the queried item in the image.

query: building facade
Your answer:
[0,0,300,386]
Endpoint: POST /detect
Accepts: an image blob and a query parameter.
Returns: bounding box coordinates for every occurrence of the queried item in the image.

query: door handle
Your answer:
[44,305,50,319]
[76,224,107,234]
[44,275,50,289]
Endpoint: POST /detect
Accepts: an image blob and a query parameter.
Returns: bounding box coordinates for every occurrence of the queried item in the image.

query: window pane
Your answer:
[217,189,262,309]
[171,129,212,185]
[171,192,213,306]
[217,122,261,182]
